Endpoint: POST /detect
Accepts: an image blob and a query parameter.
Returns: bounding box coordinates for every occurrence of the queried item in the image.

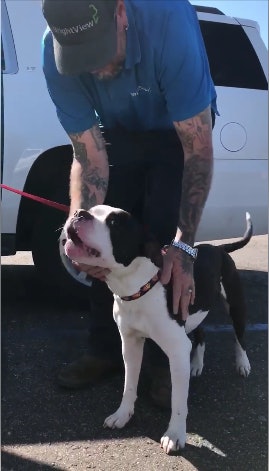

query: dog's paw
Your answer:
[103,407,134,429]
[190,357,204,377]
[160,428,186,454]
[236,351,251,377]
[235,341,251,377]
[190,344,205,377]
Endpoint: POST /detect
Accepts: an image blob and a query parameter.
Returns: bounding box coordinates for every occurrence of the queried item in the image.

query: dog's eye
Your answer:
[107,214,119,227]
[108,218,119,228]
[106,211,126,229]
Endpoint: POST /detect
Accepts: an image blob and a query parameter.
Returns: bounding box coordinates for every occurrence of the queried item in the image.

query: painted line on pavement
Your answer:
[204,323,267,332]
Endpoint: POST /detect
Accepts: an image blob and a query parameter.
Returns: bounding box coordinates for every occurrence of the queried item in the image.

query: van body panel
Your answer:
[197,159,268,240]
[2,0,69,235]
[213,88,267,160]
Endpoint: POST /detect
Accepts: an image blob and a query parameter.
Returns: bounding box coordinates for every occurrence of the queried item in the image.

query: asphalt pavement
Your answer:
[1,235,268,471]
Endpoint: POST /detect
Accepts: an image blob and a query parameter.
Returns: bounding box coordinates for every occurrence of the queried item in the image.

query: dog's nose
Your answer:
[74,209,93,220]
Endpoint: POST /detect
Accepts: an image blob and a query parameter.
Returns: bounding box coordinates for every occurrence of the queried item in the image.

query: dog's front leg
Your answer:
[161,346,191,454]
[104,334,145,429]
[151,325,192,454]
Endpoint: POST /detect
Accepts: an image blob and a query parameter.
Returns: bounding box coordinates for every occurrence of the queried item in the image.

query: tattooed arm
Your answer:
[174,105,213,245]
[66,124,110,280]
[161,105,213,320]
[68,124,109,216]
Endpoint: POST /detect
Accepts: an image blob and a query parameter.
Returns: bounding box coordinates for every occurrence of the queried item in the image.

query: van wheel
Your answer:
[32,204,91,302]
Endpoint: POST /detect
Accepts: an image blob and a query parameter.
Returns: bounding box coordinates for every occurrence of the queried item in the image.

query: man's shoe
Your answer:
[149,367,171,409]
[57,354,122,389]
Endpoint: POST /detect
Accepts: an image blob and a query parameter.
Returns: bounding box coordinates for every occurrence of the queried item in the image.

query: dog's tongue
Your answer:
[64,237,101,261]
[66,224,100,257]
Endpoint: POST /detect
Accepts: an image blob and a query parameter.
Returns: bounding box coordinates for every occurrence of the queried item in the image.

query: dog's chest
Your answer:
[112,285,168,337]
[113,299,151,336]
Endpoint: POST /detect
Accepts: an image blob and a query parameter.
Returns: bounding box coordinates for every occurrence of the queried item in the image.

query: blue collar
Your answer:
[124,0,141,69]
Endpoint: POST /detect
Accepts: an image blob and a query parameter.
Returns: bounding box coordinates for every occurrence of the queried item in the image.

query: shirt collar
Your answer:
[124,0,141,69]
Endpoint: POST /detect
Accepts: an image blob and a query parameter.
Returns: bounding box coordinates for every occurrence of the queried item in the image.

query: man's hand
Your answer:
[160,246,195,321]
[72,262,110,282]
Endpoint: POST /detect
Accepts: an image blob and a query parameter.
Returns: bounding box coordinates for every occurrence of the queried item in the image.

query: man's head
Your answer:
[42,0,127,77]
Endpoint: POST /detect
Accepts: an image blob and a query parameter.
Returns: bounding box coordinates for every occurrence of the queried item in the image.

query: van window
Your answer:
[200,21,268,90]
[1,0,18,74]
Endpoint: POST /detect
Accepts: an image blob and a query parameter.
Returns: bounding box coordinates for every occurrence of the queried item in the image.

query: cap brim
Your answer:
[53,21,117,75]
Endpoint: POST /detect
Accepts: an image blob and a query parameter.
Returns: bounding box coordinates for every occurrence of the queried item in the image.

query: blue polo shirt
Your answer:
[42,0,217,133]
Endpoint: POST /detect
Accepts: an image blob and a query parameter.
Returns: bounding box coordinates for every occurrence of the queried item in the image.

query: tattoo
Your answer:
[87,167,108,191]
[175,250,194,274]
[69,125,108,209]
[179,154,213,244]
[90,126,106,151]
[79,166,108,208]
[72,142,88,167]
[174,107,213,245]
[174,107,212,155]
[70,126,105,163]
[81,185,97,208]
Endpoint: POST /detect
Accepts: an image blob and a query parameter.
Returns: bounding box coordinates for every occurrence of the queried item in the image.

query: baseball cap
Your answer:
[42,0,118,75]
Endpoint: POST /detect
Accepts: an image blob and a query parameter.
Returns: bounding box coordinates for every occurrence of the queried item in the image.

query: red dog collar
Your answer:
[120,270,161,301]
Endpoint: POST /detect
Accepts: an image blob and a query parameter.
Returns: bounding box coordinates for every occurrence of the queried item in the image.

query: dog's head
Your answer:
[62,205,152,269]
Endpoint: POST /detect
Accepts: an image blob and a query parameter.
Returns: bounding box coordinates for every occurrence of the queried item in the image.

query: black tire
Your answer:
[32,203,91,302]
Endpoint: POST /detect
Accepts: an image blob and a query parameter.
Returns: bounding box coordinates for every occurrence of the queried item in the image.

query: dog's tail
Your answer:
[220,212,253,253]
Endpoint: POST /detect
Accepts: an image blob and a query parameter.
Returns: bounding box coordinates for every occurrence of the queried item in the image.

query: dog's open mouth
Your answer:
[66,225,100,258]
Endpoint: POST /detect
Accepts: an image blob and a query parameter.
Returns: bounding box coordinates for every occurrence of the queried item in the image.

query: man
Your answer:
[42,0,217,406]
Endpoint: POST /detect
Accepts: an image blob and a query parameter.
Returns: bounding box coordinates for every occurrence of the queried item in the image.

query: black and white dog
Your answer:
[60,205,251,454]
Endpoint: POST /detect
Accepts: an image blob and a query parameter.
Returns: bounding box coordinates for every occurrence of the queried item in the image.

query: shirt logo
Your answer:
[130,86,151,97]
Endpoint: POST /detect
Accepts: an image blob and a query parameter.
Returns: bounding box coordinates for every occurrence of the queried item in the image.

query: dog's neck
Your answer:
[106,257,159,299]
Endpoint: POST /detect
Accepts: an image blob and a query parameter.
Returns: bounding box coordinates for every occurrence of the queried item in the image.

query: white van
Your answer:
[1,1,268,295]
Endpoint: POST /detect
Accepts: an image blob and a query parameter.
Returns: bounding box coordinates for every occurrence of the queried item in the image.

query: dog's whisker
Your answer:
[55,225,64,233]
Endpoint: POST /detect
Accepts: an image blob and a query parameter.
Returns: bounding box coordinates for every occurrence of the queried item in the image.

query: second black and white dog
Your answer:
[61,205,251,454]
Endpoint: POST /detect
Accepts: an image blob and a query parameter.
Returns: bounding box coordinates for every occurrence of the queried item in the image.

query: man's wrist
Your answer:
[171,240,198,260]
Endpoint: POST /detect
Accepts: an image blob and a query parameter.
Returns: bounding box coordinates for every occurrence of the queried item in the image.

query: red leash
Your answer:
[0,184,70,213]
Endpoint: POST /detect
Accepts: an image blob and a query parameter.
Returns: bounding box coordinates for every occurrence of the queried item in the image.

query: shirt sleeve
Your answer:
[42,29,98,134]
[158,2,217,122]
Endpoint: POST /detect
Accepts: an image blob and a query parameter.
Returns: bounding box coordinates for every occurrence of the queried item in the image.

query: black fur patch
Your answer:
[106,211,144,266]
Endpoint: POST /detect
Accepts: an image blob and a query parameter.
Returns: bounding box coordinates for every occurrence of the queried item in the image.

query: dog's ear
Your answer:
[108,211,146,266]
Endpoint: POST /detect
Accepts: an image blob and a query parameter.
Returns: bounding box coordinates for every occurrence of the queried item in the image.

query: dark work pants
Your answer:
[88,129,185,365]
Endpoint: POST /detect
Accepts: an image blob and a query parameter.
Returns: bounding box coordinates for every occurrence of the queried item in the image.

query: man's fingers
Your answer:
[190,285,196,305]
[89,268,110,280]
[173,296,181,316]
[160,264,172,285]
[172,278,182,315]
[173,284,195,320]
[72,262,110,280]
[180,299,189,321]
